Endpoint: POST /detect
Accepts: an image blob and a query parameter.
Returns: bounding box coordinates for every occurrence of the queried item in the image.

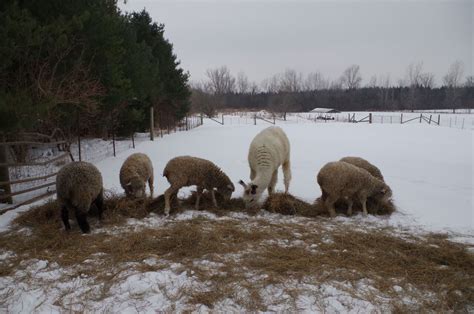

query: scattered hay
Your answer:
[1,207,473,311]
[264,193,395,217]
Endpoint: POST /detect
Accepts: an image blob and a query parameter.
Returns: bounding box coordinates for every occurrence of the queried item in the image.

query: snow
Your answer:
[91,118,473,234]
[0,114,473,311]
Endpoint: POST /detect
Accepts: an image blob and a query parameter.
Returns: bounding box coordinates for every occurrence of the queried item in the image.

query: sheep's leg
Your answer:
[282,160,292,193]
[346,198,354,216]
[75,210,90,233]
[164,185,179,216]
[61,206,71,231]
[359,195,368,216]
[325,194,338,218]
[195,187,203,210]
[268,170,278,195]
[211,189,218,207]
[94,192,104,221]
[148,175,154,198]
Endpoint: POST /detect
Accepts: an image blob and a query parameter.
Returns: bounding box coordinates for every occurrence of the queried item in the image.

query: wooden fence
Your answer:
[0,130,73,214]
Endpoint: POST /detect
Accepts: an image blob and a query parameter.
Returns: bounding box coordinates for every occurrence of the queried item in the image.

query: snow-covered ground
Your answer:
[2,116,473,235]
[0,116,473,312]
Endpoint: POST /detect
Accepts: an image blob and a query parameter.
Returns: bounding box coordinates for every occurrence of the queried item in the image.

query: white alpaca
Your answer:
[239,126,291,207]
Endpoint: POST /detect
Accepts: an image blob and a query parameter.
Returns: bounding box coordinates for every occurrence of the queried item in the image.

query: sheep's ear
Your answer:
[227,184,235,191]
[251,184,258,195]
[238,180,247,188]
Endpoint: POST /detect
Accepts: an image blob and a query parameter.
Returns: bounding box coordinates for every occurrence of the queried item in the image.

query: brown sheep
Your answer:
[119,153,154,198]
[163,156,235,215]
[317,161,392,217]
[340,156,384,181]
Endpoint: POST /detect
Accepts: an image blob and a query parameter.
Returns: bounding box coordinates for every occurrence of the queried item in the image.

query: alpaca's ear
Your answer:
[238,180,247,188]
[251,184,258,195]
[380,188,387,194]
[126,181,132,186]
[228,184,235,191]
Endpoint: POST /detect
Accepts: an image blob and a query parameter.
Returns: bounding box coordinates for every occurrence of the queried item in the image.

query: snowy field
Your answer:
[0,117,473,312]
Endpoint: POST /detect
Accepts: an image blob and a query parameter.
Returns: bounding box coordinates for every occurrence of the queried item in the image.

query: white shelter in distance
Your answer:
[310,108,340,113]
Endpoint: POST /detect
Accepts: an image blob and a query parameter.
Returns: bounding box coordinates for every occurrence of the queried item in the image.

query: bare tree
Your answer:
[465,76,474,88]
[406,62,424,87]
[205,66,236,95]
[419,72,435,88]
[249,82,260,94]
[304,71,329,90]
[443,61,464,88]
[279,69,303,92]
[261,74,281,93]
[367,75,378,88]
[189,81,216,117]
[236,71,250,94]
[340,65,362,89]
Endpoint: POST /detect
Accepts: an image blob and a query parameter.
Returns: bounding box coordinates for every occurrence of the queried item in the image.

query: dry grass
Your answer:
[0,191,472,311]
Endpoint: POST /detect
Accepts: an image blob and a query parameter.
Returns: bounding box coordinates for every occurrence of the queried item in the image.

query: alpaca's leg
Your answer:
[250,168,256,180]
[282,160,292,193]
[268,170,278,195]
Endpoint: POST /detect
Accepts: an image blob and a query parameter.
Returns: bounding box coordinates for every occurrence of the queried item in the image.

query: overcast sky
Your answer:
[120,0,473,86]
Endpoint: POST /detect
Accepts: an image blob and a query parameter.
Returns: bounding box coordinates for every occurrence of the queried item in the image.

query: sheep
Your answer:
[340,156,384,181]
[119,153,154,199]
[56,161,104,233]
[162,156,235,215]
[239,126,291,208]
[317,161,392,217]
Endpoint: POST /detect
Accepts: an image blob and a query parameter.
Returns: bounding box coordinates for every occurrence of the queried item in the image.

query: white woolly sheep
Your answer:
[239,126,291,208]
[56,161,104,233]
[119,153,154,198]
[340,156,384,181]
[317,161,392,217]
[162,156,235,215]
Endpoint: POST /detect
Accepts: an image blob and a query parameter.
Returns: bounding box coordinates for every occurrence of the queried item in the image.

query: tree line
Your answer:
[0,0,190,138]
[192,62,474,116]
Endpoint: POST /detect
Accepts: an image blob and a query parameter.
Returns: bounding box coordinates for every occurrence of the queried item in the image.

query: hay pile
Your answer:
[264,193,396,217]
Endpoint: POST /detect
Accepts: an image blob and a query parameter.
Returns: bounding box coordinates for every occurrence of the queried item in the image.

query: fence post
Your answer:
[462,118,465,129]
[400,113,403,124]
[150,106,154,141]
[186,116,189,131]
[78,133,82,161]
[428,115,432,124]
[222,114,224,125]
[0,142,13,204]
[419,114,422,123]
[131,133,135,149]
[200,113,203,125]
[369,113,372,124]
[348,113,351,122]
[254,115,257,125]
[112,132,116,157]
[437,115,440,125]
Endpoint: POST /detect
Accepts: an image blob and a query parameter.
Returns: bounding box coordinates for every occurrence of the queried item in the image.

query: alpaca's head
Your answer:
[239,180,262,208]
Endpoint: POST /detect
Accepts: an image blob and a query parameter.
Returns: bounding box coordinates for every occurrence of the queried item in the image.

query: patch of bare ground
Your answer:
[0,192,472,311]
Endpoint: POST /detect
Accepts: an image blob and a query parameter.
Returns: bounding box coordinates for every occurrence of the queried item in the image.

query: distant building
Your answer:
[310,108,340,113]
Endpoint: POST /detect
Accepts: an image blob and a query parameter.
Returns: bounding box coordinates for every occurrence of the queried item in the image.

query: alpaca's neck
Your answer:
[252,171,272,192]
